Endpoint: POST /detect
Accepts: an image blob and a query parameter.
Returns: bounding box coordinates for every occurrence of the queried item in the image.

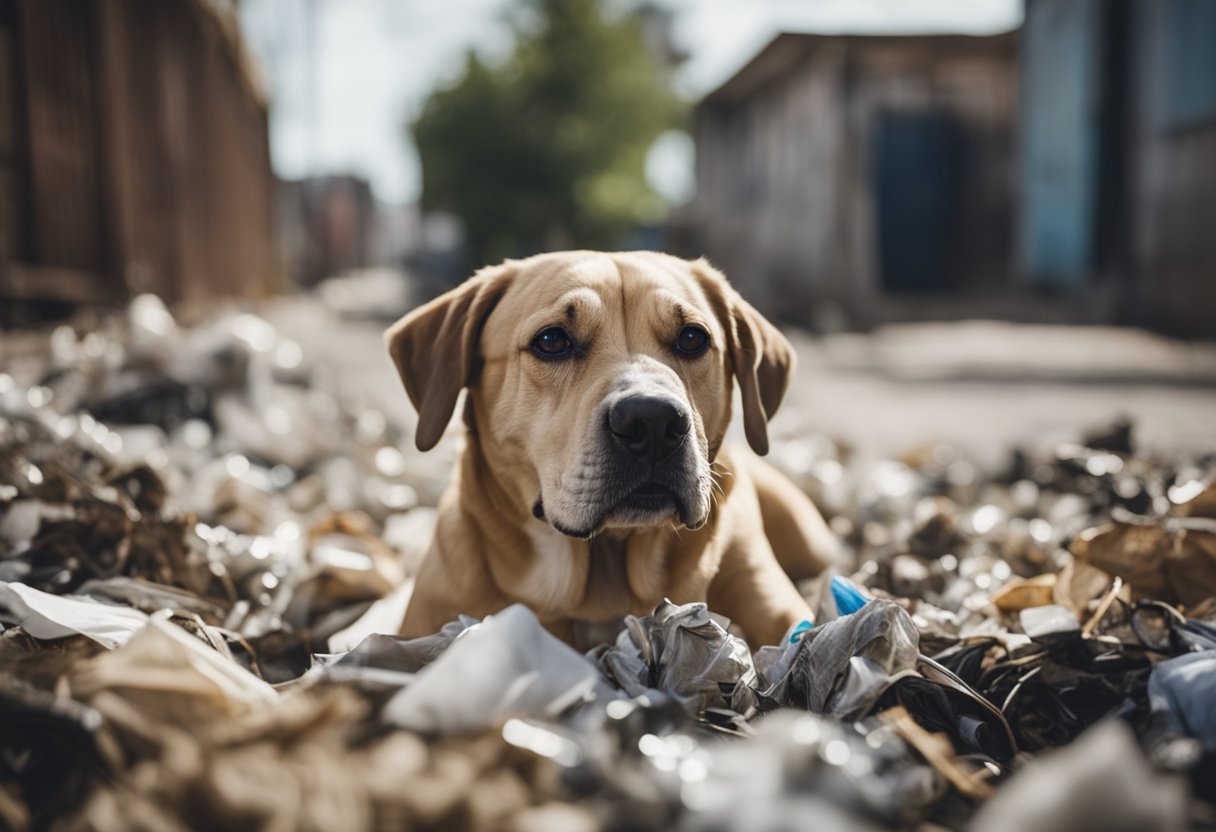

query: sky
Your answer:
[239,0,1023,207]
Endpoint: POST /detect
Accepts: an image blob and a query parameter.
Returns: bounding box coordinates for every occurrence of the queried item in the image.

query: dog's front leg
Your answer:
[707,536,813,650]
[400,545,463,637]
[399,529,505,637]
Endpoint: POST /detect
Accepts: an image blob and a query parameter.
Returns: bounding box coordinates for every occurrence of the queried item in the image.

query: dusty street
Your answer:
[777,323,1216,468]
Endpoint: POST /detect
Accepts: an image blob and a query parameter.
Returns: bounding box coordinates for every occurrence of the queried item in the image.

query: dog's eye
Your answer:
[531,327,574,359]
[675,325,710,357]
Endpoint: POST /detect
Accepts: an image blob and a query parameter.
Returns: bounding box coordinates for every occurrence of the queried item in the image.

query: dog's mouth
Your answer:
[614,480,676,513]
[538,475,707,540]
[596,477,683,534]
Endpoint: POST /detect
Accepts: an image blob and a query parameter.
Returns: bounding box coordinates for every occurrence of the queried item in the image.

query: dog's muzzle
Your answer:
[536,388,711,540]
[595,393,705,529]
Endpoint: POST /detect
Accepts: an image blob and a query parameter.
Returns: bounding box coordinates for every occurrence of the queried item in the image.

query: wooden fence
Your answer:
[0,0,276,313]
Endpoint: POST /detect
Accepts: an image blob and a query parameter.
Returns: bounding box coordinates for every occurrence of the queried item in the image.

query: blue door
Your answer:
[873,111,962,293]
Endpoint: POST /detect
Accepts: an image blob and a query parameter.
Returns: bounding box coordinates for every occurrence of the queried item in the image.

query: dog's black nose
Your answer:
[608,396,690,462]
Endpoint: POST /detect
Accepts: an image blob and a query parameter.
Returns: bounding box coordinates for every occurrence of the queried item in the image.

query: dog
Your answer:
[386,251,841,648]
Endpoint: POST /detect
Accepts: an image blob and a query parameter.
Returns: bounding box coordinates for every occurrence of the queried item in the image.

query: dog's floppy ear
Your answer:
[692,259,794,456]
[384,263,516,451]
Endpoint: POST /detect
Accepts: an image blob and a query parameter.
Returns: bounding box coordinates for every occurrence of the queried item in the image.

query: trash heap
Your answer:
[1,297,1214,831]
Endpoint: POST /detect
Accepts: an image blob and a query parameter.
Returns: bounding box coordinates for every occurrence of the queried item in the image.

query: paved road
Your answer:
[772,322,1216,469]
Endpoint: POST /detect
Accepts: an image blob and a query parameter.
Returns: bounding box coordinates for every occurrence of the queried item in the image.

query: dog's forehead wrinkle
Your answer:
[520,287,603,337]
[624,277,723,352]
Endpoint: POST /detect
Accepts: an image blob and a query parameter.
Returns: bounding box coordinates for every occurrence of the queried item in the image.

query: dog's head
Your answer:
[386,251,793,539]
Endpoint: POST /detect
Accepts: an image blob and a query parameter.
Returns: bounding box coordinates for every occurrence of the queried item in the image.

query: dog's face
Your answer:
[386,251,792,539]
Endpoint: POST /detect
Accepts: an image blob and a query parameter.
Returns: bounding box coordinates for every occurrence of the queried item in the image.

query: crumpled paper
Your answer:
[69,615,278,720]
[0,582,149,648]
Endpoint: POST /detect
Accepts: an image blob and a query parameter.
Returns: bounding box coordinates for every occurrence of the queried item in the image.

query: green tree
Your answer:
[412,0,683,269]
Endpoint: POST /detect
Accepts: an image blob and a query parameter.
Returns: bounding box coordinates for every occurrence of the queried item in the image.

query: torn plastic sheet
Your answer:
[383,604,601,734]
[760,599,920,720]
[595,600,758,717]
[316,613,479,693]
[1149,650,1216,752]
[0,581,149,648]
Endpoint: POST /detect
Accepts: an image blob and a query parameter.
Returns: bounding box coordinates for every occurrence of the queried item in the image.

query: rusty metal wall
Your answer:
[0,0,276,310]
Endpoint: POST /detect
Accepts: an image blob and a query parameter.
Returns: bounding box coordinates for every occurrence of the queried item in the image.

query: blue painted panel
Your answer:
[1156,0,1216,129]
[1020,0,1101,286]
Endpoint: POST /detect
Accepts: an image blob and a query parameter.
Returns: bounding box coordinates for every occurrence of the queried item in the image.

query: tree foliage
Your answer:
[412,0,683,269]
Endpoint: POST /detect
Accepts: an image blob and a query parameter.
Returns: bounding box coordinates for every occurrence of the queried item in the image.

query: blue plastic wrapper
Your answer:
[787,575,872,643]
[787,619,814,644]
[830,574,870,616]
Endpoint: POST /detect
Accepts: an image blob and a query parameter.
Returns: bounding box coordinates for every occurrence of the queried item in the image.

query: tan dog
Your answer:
[386,251,840,648]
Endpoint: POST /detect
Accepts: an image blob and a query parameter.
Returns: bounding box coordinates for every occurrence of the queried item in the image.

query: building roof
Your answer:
[700,30,1018,107]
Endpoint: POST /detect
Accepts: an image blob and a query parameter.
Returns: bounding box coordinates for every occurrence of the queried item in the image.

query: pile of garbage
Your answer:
[1,296,1213,831]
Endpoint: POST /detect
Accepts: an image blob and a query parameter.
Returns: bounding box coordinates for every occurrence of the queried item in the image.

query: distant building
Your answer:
[0,0,276,322]
[1020,0,1216,337]
[690,33,1018,327]
[279,175,422,289]
[279,175,376,287]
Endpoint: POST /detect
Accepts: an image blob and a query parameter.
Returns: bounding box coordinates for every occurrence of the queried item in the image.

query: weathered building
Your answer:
[690,32,1018,325]
[279,175,378,288]
[1020,0,1216,337]
[0,0,277,321]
